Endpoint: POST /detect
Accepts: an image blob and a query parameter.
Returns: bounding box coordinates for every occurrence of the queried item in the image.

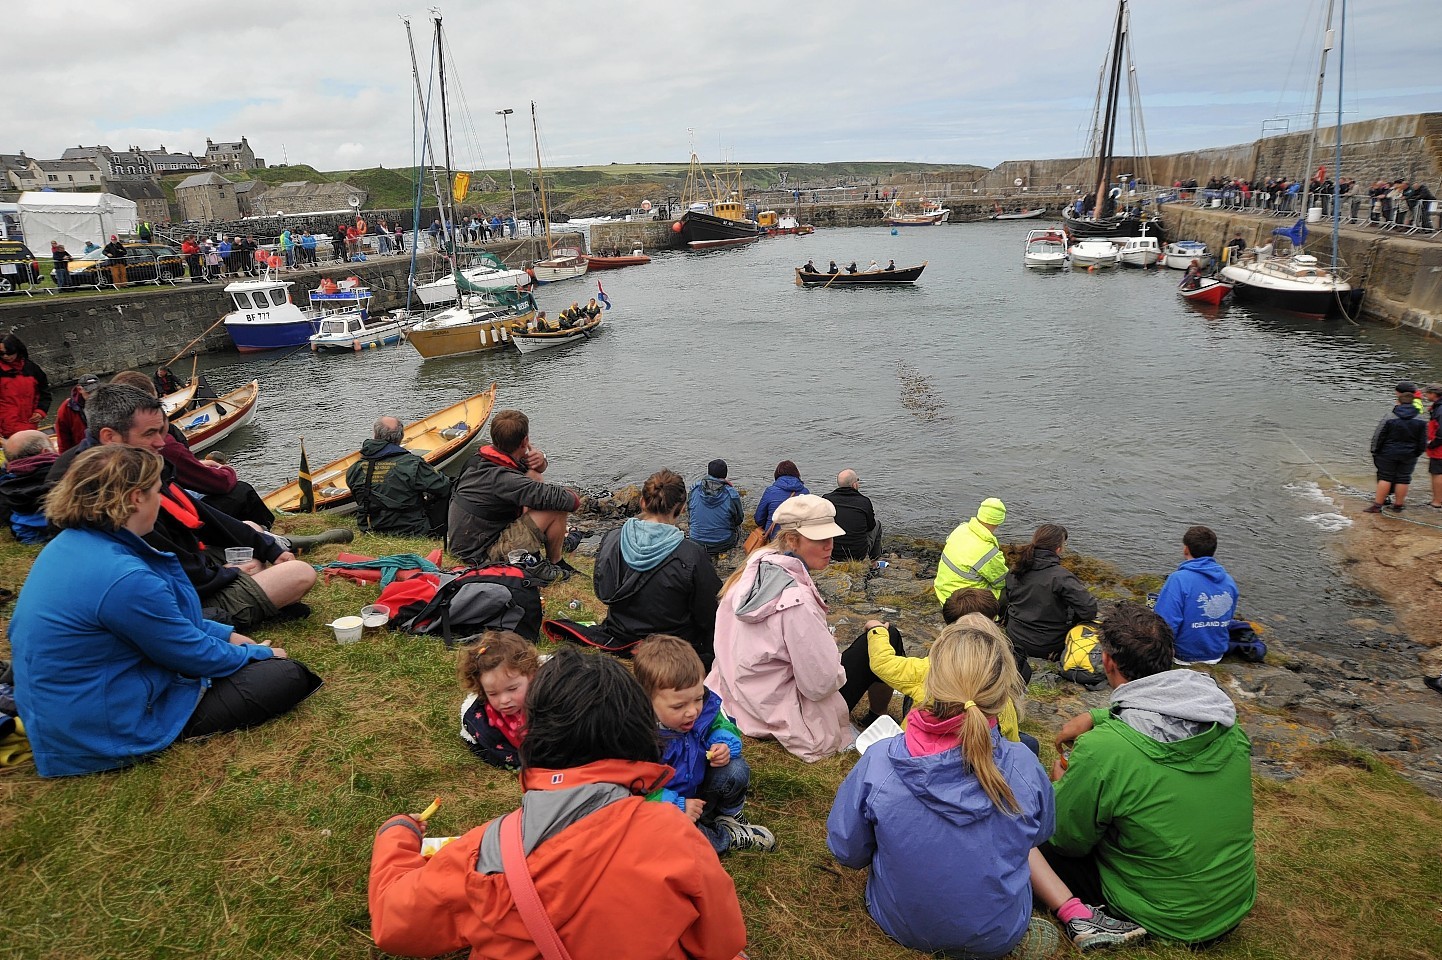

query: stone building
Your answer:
[248,181,367,216]
[105,179,171,226]
[204,137,263,172]
[20,158,105,190]
[175,171,241,222]
[60,145,201,179]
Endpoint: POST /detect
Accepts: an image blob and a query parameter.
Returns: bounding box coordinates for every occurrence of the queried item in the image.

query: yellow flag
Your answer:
[452,172,471,203]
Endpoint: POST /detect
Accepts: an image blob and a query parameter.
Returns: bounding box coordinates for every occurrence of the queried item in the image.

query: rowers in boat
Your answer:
[794,260,926,285]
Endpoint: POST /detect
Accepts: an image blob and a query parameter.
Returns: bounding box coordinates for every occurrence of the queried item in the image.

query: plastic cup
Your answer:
[507,550,530,566]
[330,616,364,644]
[224,547,254,566]
[360,604,390,631]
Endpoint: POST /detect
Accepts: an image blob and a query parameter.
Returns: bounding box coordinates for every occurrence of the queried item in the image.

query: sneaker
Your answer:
[1064,906,1147,952]
[715,815,777,853]
[528,560,569,584]
[1362,503,1384,513]
[1389,504,1406,513]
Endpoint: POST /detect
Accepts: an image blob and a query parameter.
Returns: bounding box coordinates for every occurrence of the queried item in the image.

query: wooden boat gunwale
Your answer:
[178,380,260,454]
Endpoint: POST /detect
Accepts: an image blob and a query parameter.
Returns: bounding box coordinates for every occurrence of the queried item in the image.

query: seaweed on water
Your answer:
[895,361,948,423]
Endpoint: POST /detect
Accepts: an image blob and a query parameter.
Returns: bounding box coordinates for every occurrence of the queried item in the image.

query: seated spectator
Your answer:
[457,631,539,769]
[368,646,747,959]
[447,409,580,581]
[827,618,1059,957]
[54,375,100,454]
[1152,525,1237,664]
[633,634,776,854]
[594,469,721,668]
[934,497,1009,603]
[0,430,58,543]
[46,385,316,629]
[1003,524,1098,661]
[0,334,51,440]
[823,468,882,561]
[8,446,320,777]
[708,495,854,761]
[1043,602,1256,945]
[346,415,452,537]
[109,371,274,529]
[686,458,744,555]
[753,459,808,531]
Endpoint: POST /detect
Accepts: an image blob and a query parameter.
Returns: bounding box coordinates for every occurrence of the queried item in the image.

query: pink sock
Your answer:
[1056,898,1093,924]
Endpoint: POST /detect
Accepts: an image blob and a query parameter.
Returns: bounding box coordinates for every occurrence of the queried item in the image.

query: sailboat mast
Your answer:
[1091,0,1128,214]
[1299,0,1337,221]
[531,101,554,255]
[435,15,457,231]
[1332,0,1346,271]
[404,19,446,234]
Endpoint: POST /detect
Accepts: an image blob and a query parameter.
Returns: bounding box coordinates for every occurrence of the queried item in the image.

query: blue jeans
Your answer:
[694,755,751,853]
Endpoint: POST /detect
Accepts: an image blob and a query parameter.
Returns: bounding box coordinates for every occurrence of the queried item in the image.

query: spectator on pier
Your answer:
[0,430,58,543]
[1425,383,1442,510]
[1365,381,1428,513]
[0,335,51,440]
[103,235,129,286]
[54,374,100,454]
[447,409,580,581]
[51,243,72,289]
[346,415,452,538]
[1044,602,1255,945]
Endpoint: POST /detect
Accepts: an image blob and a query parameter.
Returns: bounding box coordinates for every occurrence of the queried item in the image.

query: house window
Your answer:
[48,175,56,182]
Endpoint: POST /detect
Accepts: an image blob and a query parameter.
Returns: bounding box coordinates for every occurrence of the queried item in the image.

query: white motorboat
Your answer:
[1023,229,1069,269]
[412,262,532,305]
[1068,239,1120,268]
[221,276,374,352]
[1117,233,1160,267]
[531,247,589,283]
[309,310,420,352]
[1164,240,1211,270]
[1219,251,1352,317]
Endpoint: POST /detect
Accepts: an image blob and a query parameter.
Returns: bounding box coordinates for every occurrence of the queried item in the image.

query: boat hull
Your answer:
[1218,275,1345,316]
[262,385,497,513]
[991,209,1046,220]
[679,210,761,244]
[414,267,532,305]
[408,308,528,359]
[688,236,761,251]
[883,212,949,226]
[1069,242,1120,267]
[1164,242,1211,270]
[795,263,926,285]
[223,319,317,352]
[512,318,602,354]
[532,256,589,283]
[764,225,815,235]
[1179,279,1232,306]
[1062,208,1162,241]
[176,381,259,453]
[585,254,651,270]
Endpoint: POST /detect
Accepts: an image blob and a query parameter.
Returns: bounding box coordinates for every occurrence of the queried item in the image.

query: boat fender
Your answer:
[671,222,682,233]
[891,228,899,236]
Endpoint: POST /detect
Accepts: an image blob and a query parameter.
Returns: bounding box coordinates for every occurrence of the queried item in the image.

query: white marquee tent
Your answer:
[17,191,139,255]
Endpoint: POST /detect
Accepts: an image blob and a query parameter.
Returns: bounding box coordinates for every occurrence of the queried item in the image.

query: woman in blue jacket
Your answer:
[9,446,319,777]
[828,618,1058,956]
[753,459,809,531]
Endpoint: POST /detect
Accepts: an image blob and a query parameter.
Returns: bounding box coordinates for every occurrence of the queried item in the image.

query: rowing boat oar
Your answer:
[162,314,229,369]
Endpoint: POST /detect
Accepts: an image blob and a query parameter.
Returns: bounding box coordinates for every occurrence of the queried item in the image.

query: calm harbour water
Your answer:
[192,222,1442,652]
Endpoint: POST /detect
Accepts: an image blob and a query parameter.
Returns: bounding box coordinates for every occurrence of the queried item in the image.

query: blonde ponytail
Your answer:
[924,614,1025,815]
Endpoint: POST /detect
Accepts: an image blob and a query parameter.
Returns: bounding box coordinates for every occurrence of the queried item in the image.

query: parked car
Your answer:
[0,239,42,294]
[67,243,185,286]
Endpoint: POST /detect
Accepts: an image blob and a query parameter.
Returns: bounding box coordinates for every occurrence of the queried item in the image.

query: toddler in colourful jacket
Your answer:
[633,634,776,854]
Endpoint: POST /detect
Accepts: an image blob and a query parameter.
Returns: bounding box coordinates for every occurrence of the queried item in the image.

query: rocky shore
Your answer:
[572,484,1442,797]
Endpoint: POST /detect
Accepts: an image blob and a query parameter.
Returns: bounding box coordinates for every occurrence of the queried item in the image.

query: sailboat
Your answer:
[1062,0,1165,241]
[528,103,588,283]
[402,14,535,359]
[1219,0,1357,317]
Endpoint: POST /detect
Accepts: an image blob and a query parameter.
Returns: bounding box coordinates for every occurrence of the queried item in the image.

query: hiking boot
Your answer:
[715,815,777,853]
[555,558,585,579]
[528,560,569,584]
[274,528,355,555]
[1362,503,1384,513]
[1064,906,1147,952]
[562,529,583,553]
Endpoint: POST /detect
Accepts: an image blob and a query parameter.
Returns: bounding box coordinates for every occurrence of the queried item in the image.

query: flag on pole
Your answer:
[596,280,611,311]
[297,439,314,513]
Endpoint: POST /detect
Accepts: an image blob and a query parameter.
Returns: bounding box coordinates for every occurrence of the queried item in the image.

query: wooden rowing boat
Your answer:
[512,317,602,354]
[687,236,760,250]
[794,262,927,285]
[161,383,197,418]
[175,380,259,453]
[262,384,497,514]
[585,251,651,270]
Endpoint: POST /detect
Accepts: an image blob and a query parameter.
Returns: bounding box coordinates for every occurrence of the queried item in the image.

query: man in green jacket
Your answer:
[1043,601,1256,945]
[932,497,1008,604]
[346,416,452,537]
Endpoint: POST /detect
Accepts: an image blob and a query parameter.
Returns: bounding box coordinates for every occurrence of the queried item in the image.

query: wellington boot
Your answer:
[275,528,355,555]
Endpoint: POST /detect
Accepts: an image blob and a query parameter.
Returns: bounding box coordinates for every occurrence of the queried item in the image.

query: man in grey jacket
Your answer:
[446,409,580,580]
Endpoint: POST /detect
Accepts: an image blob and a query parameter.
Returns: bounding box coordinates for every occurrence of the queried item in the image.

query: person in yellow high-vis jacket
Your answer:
[934,497,1009,604]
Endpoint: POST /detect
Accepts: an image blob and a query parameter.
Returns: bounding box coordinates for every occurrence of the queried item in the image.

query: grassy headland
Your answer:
[1,517,1439,959]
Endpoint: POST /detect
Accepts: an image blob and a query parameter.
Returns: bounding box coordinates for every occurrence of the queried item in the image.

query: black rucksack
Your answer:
[391,565,543,646]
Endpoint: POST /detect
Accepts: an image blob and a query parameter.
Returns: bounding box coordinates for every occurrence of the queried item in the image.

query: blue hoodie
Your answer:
[827,727,1054,957]
[687,476,743,547]
[1154,556,1238,663]
[754,475,808,529]
[618,517,685,571]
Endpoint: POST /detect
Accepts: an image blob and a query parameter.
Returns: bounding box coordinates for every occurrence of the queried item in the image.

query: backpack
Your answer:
[382,565,542,646]
[1059,622,1106,687]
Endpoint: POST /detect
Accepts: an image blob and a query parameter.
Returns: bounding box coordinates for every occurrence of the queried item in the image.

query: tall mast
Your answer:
[1299,0,1338,222]
[1091,0,1128,216]
[403,18,446,233]
[1332,0,1346,270]
[434,15,456,235]
[531,101,554,256]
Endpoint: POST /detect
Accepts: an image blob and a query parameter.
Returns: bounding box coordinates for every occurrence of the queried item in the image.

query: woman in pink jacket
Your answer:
[706,494,853,762]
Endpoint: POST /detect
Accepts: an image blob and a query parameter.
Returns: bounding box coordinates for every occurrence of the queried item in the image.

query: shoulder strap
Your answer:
[499,811,573,960]
[354,459,378,526]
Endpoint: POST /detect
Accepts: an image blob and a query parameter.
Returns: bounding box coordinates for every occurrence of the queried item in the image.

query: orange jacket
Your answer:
[369,759,747,959]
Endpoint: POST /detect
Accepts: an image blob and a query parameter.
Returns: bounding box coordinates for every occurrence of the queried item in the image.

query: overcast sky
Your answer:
[8,0,1435,173]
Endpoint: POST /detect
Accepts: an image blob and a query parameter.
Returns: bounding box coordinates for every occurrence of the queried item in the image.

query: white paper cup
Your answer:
[330,616,364,644]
